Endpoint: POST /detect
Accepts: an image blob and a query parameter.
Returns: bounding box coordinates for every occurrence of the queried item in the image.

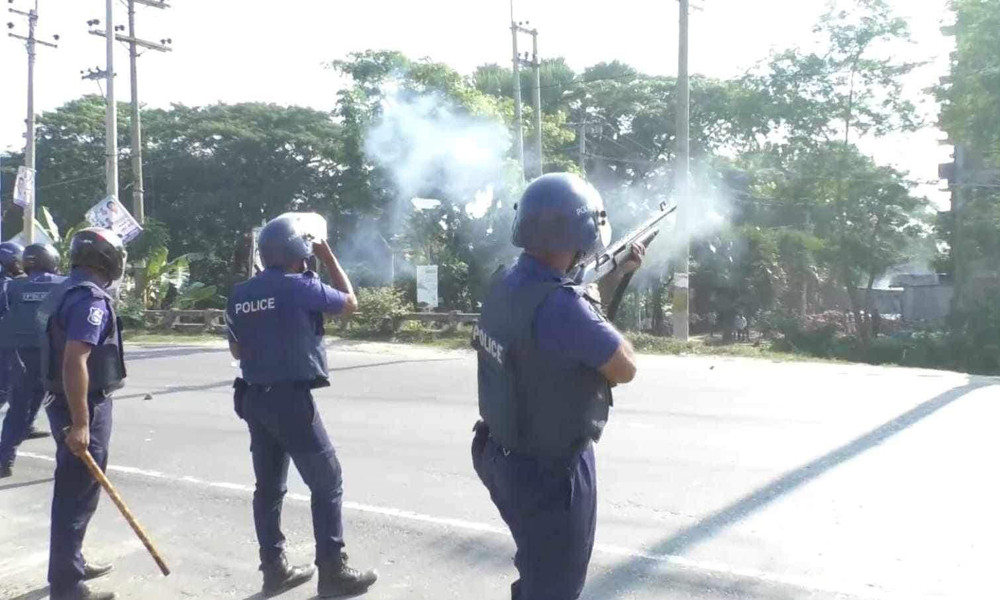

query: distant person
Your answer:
[226,213,376,598]
[734,313,748,341]
[871,308,882,337]
[708,311,718,338]
[0,243,65,478]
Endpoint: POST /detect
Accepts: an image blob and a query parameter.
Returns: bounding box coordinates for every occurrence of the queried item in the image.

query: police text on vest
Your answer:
[472,325,504,366]
[235,297,276,314]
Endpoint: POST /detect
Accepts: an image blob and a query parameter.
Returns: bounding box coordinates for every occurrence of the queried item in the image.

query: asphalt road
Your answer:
[1,340,997,600]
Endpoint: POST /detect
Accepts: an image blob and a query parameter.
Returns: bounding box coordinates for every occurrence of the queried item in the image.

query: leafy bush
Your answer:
[353,287,412,334]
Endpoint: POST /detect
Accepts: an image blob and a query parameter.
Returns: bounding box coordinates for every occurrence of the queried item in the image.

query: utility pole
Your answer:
[571,119,599,176]
[509,2,524,180]
[512,21,542,179]
[125,0,171,224]
[530,29,543,178]
[672,0,691,341]
[88,1,171,213]
[8,0,58,243]
[104,0,118,200]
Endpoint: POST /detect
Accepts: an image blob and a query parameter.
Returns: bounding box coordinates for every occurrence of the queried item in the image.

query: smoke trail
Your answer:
[364,90,512,209]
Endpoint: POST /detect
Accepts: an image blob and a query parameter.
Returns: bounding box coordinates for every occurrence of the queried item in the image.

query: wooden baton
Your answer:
[79,449,171,576]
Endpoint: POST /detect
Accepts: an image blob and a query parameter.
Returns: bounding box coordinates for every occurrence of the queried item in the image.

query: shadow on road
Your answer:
[114,380,234,401]
[328,358,458,373]
[113,359,456,401]
[6,586,49,600]
[584,380,992,599]
[0,477,53,493]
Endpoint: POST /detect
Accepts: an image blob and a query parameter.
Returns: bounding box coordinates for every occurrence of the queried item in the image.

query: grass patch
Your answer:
[124,329,226,344]
[337,321,471,350]
[626,332,825,362]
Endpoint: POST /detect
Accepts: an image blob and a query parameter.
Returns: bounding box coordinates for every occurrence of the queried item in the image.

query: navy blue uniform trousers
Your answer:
[0,350,46,465]
[45,394,112,593]
[240,382,345,565]
[0,349,20,410]
[472,423,598,600]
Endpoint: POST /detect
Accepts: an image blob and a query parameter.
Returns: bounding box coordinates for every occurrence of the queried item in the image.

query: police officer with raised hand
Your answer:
[0,243,65,478]
[227,212,378,598]
[0,241,25,411]
[38,228,127,600]
[472,173,644,600]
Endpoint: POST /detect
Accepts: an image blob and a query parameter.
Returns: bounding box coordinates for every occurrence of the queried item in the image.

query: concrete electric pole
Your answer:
[89,0,171,215]
[672,0,691,341]
[104,0,118,200]
[125,0,171,224]
[512,21,542,179]
[509,3,524,180]
[530,29,543,178]
[8,0,58,243]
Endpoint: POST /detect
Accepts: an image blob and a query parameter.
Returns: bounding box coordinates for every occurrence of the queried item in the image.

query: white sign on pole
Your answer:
[84,195,143,244]
[12,166,35,209]
[416,265,439,309]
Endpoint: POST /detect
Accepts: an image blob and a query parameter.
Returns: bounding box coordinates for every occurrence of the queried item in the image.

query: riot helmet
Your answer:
[0,242,24,277]
[69,228,127,285]
[258,212,327,270]
[512,173,611,257]
[23,243,61,274]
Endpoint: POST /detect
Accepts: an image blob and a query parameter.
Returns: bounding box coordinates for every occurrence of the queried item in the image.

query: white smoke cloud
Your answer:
[364,91,511,206]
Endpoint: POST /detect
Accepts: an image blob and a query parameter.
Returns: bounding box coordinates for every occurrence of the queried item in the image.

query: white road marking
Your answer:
[17,451,890,599]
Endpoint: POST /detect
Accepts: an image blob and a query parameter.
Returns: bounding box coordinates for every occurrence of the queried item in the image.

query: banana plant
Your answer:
[134,245,217,309]
[38,207,88,273]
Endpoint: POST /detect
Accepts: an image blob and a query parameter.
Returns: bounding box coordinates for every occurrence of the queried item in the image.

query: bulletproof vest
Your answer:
[0,273,67,349]
[39,278,126,395]
[230,269,328,386]
[473,266,613,459]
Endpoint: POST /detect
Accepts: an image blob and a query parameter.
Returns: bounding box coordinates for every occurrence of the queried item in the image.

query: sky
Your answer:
[0,0,955,207]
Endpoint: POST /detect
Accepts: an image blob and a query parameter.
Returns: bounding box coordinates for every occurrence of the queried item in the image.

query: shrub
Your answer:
[353,287,412,335]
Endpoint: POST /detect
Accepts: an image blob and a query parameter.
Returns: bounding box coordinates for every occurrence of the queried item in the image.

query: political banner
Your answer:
[84,196,143,244]
[12,166,34,208]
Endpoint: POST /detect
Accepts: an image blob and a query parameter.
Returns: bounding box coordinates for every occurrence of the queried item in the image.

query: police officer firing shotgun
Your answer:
[0,243,65,478]
[226,212,378,598]
[37,228,128,600]
[472,173,645,600]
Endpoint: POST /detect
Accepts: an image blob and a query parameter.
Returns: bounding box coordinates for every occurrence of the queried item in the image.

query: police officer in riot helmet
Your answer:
[226,213,377,598]
[471,173,644,600]
[0,244,65,478]
[37,228,126,600]
[0,241,25,412]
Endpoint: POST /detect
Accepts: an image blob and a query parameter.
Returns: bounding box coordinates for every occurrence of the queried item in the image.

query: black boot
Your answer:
[317,552,377,598]
[0,462,11,478]
[49,582,115,600]
[83,560,114,581]
[261,553,315,597]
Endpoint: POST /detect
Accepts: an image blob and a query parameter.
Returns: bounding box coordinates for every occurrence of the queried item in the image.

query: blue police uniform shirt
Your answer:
[59,269,112,347]
[513,253,622,370]
[226,268,348,344]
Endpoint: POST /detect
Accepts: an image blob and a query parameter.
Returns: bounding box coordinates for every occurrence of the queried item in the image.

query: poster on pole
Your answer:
[12,166,35,208]
[84,196,143,244]
[416,265,439,309]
